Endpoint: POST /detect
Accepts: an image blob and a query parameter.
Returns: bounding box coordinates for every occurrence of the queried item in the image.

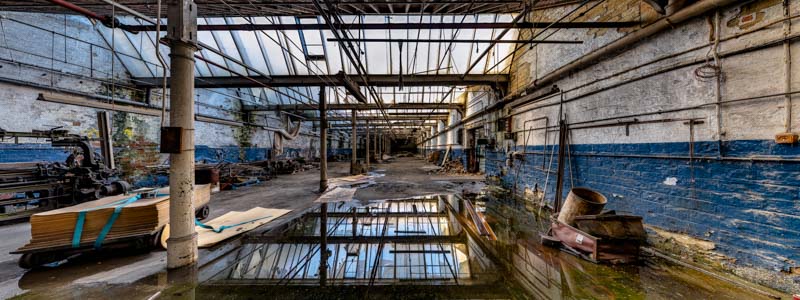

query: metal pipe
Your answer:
[713,10,724,157]
[666,0,689,15]
[512,33,800,119]
[45,0,113,26]
[319,88,328,193]
[166,0,198,269]
[783,0,793,133]
[505,0,740,103]
[516,150,800,163]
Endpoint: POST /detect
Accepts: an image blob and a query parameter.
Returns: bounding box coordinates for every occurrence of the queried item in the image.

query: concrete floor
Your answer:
[0,156,482,299]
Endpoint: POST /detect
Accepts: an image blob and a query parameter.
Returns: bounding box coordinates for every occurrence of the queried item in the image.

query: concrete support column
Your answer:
[430,126,437,151]
[365,120,370,171]
[350,109,358,175]
[166,0,198,269]
[447,110,462,147]
[319,88,328,192]
[437,121,446,150]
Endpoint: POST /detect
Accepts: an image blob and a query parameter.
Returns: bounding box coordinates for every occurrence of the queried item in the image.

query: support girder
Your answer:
[246,103,463,111]
[134,74,508,88]
[125,21,641,31]
[309,115,447,121]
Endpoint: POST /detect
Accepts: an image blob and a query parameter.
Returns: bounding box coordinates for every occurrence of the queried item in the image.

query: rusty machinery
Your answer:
[0,112,129,223]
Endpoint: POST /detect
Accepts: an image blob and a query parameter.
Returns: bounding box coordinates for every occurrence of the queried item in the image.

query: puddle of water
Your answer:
[472,189,780,300]
[199,192,779,299]
[199,195,517,298]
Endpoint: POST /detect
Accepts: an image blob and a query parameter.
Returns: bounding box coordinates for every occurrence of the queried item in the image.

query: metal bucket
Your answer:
[557,187,607,226]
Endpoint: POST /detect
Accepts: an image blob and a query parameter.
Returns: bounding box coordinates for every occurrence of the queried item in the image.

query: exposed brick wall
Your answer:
[486,140,800,271]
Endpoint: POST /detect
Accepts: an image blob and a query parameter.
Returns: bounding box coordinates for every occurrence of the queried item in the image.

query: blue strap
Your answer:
[71,195,141,248]
[93,194,142,249]
[194,215,273,233]
[71,192,168,249]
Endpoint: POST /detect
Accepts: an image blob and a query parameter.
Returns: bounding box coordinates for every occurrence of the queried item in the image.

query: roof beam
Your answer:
[246,103,463,111]
[309,115,447,121]
[339,72,368,103]
[124,21,640,32]
[327,38,582,44]
[330,122,435,127]
[134,74,507,88]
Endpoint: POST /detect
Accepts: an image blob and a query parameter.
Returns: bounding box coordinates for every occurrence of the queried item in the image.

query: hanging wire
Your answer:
[694,15,721,82]
[110,3,116,107]
[155,0,168,127]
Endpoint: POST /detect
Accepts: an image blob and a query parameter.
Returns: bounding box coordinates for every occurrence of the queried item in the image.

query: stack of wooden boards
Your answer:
[17,185,210,252]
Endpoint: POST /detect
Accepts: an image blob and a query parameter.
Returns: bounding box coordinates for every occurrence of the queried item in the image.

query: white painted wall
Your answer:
[509,1,800,147]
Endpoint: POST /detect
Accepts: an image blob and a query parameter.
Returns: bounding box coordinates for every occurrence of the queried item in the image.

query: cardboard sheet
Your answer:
[315,186,358,203]
[195,207,291,248]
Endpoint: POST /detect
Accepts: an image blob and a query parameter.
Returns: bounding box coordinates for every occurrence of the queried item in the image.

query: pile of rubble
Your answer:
[427,151,441,163]
[429,160,467,175]
[440,160,467,174]
[207,157,317,190]
[215,162,270,190]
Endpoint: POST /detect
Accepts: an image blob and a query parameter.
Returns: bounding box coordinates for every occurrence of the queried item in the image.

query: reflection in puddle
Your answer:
[203,195,515,297]
[199,192,779,299]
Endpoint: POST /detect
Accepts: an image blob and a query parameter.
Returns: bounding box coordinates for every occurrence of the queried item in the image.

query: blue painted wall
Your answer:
[486,140,800,271]
[332,148,352,156]
[0,143,281,164]
[0,143,307,188]
[450,148,467,167]
[195,145,270,163]
[0,143,72,163]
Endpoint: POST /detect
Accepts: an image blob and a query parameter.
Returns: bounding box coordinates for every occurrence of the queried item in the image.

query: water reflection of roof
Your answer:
[210,195,501,286]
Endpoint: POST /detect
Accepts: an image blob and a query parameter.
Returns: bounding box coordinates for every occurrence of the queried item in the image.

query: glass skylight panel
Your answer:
[139,30,169,77]
[205,19,249,75]
[229,28,271,76]
[97,27,152,78]
[280,29,309,75]
[110,13,518,110]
